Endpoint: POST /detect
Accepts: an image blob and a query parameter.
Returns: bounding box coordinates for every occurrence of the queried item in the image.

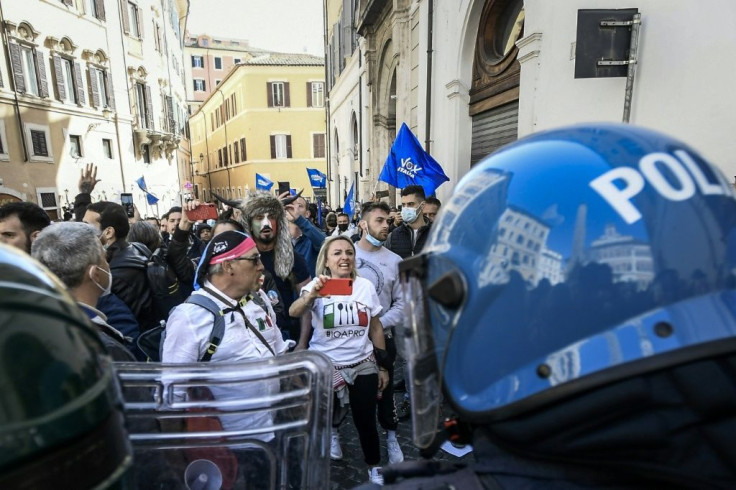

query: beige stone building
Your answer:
[188,52,327,202]
[0,0,190,218]
[183,33,264,115]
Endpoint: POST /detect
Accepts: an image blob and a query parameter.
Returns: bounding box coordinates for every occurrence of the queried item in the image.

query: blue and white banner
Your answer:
[306,168,327,188]
[343,181,356,218]
[378,122,449,196]
[255,173,274,191]
[135,176,159,205]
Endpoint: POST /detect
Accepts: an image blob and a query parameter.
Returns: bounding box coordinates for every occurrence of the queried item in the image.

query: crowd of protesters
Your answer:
[0,163,442,485]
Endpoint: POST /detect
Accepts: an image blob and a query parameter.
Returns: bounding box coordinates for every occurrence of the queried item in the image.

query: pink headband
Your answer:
[208,236,257,265]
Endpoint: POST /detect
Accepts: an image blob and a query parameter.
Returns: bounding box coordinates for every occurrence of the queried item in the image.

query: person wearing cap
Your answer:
[163,230,290,366]
[162,231,290,444]
[197,223,213,244]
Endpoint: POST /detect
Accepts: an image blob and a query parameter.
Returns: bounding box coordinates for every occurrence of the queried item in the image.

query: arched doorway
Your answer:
[470,0,524,165]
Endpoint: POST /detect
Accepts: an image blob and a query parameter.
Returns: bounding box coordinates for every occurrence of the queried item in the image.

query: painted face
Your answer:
[251,213,278,243]
[326,238,355,279]
[0,215,31,253]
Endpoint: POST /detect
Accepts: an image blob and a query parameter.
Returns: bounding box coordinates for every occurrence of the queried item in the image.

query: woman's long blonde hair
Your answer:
[314,235,358,279]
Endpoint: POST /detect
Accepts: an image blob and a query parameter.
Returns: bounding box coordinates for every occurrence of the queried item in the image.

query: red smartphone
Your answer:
[319,278,353,296]
[186,203,218,221]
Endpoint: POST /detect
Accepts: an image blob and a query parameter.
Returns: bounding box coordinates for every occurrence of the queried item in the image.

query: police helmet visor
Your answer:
[396,254,444,449]
[415,124,736,427]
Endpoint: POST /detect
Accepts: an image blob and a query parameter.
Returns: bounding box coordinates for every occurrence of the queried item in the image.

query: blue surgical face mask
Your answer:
[401,206,419,224]
[365,231,384,247]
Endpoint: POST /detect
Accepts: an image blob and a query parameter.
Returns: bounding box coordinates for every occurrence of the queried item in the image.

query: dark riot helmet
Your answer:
[397,123,736,449]
[0,243,133,487]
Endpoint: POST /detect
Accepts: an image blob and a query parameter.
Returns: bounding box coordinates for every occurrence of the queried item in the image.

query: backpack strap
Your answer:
[186,294,227,362]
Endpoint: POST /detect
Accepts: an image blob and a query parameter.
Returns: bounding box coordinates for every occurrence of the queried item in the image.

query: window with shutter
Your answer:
[103,70,115,109]
[0,120,7,158]
[34,50,49,98]
[313,133,325,158]
[270,82,284,107]
[127,2,140,38]
[311,82,324,108]
[94,0,106,21]
[233,141,239,163]
[73,62,85,106]
[31,130,49,157]
[273,134,288,159]
[96,69,108,108]
[144,84,154,129]
[19,46,40,96]
[52,55,65,101]
[240,137,246,161]
[69,134,82,157]
[214,57,222,70]
[283,82,290,107]
[9,43,26,93]
[218,148,222,167]
[120,0,130,33]
[88,67,100,107]
[223,145,228,166]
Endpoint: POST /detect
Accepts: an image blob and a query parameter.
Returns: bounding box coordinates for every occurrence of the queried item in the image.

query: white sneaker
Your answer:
[330,432,343,460]
[387,439,404,465]
[368,466,384,485]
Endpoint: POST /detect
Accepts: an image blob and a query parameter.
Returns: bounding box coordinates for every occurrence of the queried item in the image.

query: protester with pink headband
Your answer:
[163,229,290,428]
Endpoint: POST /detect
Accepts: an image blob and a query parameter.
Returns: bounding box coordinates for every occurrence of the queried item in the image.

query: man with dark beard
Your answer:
[239,193,311,343]
[0,201,51,253]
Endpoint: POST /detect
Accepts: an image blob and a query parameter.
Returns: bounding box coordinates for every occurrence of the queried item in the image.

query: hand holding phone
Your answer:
[318,278,353,296]
[120,193,134,218]
[185,203,218,221]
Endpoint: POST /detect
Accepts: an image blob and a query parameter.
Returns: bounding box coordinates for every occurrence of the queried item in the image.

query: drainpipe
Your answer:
[0,2,29,162]
[424,0,434,153]
[322,0,332,205]
[218,90,232,195]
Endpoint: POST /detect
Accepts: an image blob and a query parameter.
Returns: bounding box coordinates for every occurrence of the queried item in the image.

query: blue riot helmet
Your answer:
[397,123,736,449]
[0,243,133,488]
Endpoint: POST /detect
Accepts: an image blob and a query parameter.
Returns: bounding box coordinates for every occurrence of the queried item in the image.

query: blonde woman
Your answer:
[289,235,389,485]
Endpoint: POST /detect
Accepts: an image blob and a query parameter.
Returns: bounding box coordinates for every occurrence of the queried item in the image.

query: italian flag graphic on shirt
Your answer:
[324,303,335,329]
[323,301,369,329]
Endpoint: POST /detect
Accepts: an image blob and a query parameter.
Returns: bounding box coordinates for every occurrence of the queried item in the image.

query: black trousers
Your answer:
[334,372,381,466]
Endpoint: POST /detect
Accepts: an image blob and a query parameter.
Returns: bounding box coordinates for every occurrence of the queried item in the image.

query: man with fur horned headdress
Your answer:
[238,192,312,343]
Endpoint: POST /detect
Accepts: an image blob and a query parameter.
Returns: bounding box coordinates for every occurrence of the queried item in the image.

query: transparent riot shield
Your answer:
[115,351,333,489]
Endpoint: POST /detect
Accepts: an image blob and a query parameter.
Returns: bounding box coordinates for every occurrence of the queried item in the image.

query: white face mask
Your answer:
[401,206,419,224]
[90,266,113,296]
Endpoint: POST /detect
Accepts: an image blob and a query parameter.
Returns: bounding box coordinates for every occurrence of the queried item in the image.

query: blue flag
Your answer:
[343,181,356,218]
[306,168,327,188]
[255,173,274,191]
[378,122,449,196]
[135,176,159,205]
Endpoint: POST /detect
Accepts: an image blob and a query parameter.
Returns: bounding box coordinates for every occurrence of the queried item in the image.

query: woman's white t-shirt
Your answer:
[302,276,382,365]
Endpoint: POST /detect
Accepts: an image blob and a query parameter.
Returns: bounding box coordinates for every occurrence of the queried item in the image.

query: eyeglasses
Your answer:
[232,253,262,264]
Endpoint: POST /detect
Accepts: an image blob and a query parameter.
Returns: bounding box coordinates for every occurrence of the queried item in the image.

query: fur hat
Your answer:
[237,192,293,279]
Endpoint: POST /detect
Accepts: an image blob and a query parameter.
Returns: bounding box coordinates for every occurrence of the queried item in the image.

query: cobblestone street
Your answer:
[329,393,472,489]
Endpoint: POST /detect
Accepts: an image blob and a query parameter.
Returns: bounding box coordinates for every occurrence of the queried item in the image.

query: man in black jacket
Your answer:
[84,201,156,332]
[385,185,432,259]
